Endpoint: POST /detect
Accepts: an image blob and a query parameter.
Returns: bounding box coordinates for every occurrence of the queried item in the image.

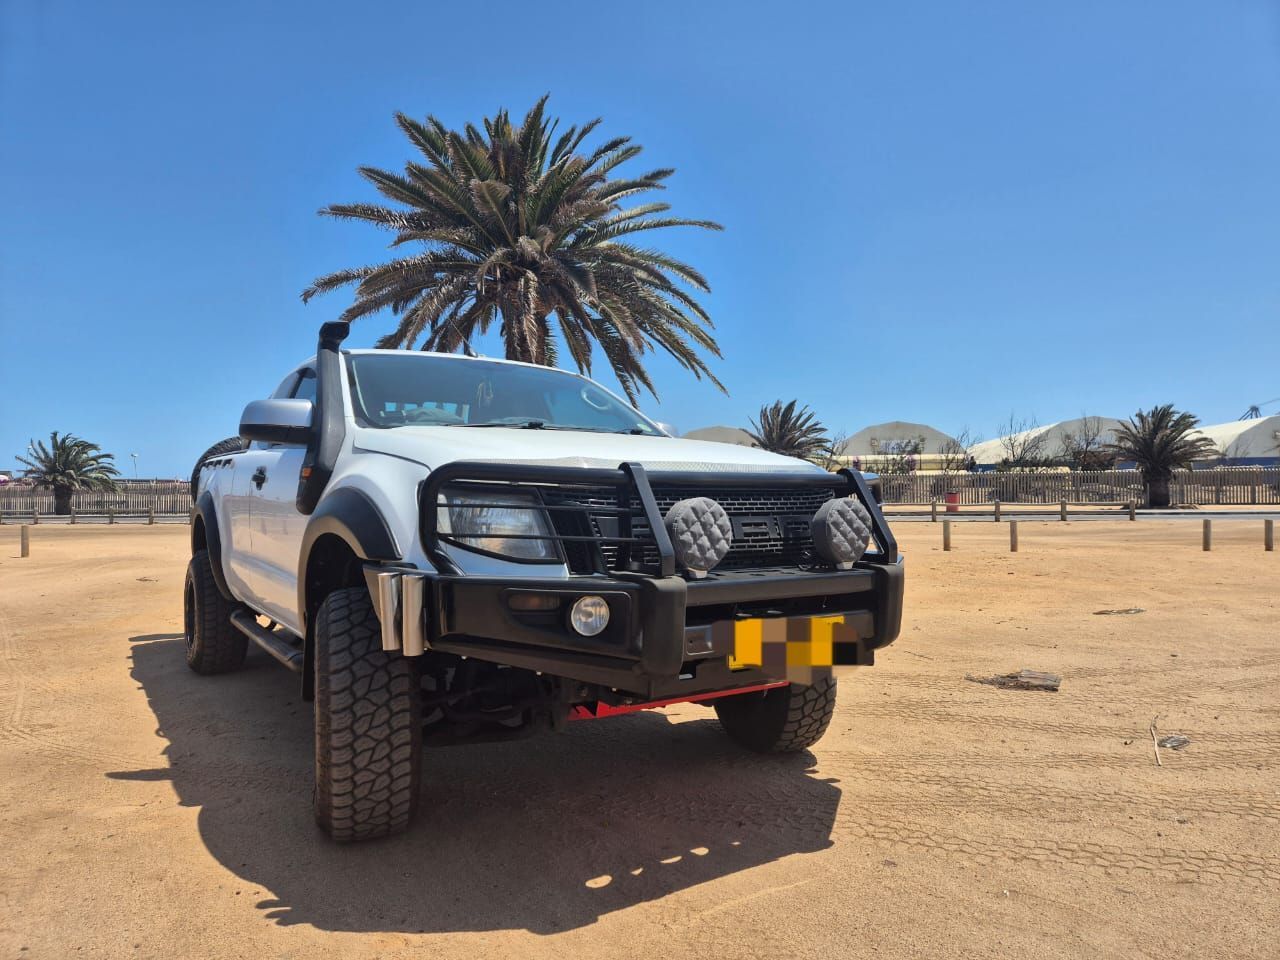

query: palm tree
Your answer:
[303,97,725,403]
[746,400,830,462]
[1107,405,1216,507]
[16,432,120,515]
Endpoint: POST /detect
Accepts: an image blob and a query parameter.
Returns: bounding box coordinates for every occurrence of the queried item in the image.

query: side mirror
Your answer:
[240,398,314,445]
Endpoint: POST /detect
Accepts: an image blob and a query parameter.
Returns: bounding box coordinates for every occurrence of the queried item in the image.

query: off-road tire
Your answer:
[714,677,837,753]
[189,436,247,502]
[183,549,248,674]
[314,587,422,842]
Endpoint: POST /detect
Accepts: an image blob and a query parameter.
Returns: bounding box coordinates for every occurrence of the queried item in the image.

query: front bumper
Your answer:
[369,459,904,699]
[365,559,905,700]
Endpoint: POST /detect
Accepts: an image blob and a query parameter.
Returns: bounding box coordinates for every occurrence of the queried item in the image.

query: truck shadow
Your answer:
[113,634,841,935]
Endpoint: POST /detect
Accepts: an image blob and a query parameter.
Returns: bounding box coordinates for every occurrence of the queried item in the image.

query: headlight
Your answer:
[436,487,558,561]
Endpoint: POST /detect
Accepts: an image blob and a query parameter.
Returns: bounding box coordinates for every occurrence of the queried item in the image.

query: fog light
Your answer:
[569,596,610,636]
[811,497,873,568]
[664,497,733,579]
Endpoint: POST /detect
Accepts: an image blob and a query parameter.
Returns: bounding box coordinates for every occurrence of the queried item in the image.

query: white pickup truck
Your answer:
[188,321,903,841]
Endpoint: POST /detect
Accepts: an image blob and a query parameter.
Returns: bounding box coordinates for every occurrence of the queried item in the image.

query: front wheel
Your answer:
[313,587,422,842]
[714,677,838,753]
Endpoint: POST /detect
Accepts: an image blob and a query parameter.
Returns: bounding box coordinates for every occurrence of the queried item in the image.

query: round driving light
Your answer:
[569,595,611,636]
[664,497,733,579]
[810,498,873,569]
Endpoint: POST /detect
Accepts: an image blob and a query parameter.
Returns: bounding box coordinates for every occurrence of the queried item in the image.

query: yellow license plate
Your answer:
[727,615,859,684]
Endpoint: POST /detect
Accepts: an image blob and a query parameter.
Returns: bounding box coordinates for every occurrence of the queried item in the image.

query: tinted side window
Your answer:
[271,373,301,399]
[292,369,317,402]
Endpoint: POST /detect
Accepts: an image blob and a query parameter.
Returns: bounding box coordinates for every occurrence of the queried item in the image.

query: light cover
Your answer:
[664,497,733,578]
[810,497,873,568]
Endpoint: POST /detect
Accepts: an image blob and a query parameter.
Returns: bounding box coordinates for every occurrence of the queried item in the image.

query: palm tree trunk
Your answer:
[1146,476,1171,509]
[53,486,73,516]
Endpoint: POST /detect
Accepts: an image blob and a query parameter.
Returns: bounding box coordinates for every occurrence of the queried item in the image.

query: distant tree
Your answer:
[996,413,1050,470]
[746,400,829,462]
[1106,405,1216,507]
[302,96,725,403]
[1058,416,1116,470]
[16,432,120,515]
[938,426,979,474]
[815,429,850,472]
[876,437,923,475]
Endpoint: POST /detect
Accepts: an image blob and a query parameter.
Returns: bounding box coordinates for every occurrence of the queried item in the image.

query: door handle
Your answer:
[252,466,268,489]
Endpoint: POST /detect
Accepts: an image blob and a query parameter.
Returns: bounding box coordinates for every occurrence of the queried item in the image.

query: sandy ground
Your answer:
[0,521,1276,960]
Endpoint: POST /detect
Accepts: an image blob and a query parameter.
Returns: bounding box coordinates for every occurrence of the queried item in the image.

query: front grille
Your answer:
[543,485,837,573]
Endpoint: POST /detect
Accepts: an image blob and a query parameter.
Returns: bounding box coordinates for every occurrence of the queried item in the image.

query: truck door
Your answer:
[246,368,316,633]
[218,453,261,602]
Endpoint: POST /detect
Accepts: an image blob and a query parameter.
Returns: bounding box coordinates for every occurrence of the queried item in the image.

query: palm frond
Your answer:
[304,98,724,400]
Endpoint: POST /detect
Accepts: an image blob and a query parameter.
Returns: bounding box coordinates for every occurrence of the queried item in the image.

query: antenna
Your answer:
[461,337,480,359]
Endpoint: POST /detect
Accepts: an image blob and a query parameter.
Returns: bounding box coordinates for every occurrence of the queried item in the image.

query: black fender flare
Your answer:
[193,492,234,601]
[297,486,400,698]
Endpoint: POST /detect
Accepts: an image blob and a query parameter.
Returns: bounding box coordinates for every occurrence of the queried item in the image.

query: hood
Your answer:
[351,425,827,475]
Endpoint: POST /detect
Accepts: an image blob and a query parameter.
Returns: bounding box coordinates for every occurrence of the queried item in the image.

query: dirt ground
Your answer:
[0,521,1276,960]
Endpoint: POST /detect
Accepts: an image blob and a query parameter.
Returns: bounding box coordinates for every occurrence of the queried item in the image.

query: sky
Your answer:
[2,0,1279,477]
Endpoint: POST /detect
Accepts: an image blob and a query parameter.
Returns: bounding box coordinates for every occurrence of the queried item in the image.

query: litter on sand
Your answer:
[965,669,1061,692]
[1093,608,1145,616]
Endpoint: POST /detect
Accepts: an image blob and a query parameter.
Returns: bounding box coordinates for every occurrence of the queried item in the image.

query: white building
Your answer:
[1192,415,1280,465]
[839,421,961,457]
[968,417,1126,466]
[682,425,755,446]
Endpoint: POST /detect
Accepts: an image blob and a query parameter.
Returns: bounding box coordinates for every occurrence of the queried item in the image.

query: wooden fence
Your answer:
[0,481,192,520]
[875,467,1280,506]
[0,467,1277,522]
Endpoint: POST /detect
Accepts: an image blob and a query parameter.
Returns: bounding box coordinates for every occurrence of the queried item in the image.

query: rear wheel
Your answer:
[714,677,837,753]
[183,549,248,674]
[313,587,422,842]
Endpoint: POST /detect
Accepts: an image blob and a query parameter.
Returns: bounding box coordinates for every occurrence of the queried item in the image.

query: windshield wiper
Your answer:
[455,419,547,429]
[449,420,652,434]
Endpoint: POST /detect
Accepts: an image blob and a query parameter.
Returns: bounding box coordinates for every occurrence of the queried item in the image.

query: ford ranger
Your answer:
[186,321,903,841]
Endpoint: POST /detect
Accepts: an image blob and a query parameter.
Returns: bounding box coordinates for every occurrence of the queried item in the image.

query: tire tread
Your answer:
[714,676,837,753]
[314,587,421,842]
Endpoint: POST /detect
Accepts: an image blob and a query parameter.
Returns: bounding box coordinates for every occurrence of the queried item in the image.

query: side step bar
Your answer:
[229,610,304,673]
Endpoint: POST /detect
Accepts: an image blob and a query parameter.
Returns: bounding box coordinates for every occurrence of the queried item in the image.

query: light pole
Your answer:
[130,453,139,480]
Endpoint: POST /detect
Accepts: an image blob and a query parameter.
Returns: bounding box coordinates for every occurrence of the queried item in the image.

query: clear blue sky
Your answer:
[3,0,1278,477]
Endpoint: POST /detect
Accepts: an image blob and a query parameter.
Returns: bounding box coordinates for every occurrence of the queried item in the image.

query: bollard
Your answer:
[70,508,76,525]
[148,506,155,525]
[20,525,30,558]
[1266,519,1274,552]
[1129,500,1136,521]
[0,507,4,525]
[108,507,115,525]
[1202,518,1211,552]
[31,510,39,525]
[1060,500,1068,522]
[994,499,1001,522]
[188,505,195,525]
[1010,520,1019,553]
[943,519,952,552]
[931,500,938,522]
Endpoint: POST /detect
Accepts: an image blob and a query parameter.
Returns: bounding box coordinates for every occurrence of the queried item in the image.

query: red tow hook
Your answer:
[567,681,789,721]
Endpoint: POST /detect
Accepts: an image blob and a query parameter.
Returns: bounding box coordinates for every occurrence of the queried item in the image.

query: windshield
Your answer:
[345,353,664,435]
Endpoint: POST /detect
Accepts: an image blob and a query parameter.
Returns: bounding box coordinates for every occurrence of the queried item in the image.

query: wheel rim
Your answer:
[183,578,197,652]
